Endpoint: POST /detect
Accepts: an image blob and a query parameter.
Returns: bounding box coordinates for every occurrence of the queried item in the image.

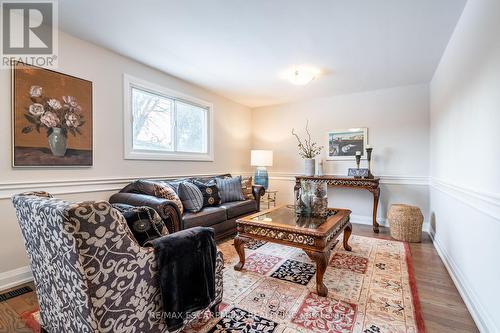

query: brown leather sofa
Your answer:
[109,174,265,240]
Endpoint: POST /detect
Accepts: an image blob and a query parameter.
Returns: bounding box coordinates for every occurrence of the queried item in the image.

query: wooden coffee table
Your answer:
[234,205,352,297]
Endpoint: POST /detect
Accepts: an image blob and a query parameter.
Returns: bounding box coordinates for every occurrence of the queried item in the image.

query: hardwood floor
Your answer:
[0,282,37,332]
[0,224,479,332]
[354,224,479,333]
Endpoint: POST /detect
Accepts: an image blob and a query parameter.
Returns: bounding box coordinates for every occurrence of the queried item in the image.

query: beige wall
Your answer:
[429,0,500,331]
[251,84,430,225]
[0,31,252,284]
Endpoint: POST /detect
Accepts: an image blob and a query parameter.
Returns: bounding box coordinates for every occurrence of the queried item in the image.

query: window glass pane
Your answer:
[175,101,207,153]
[132,88,174,151]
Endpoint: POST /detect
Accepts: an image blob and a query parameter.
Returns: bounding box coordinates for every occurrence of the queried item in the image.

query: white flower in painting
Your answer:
[29,85,43,97]
[65,112,81,128]
[40,111,60,128]
[47,98,62,110]
[63,95,78,107]
[63,96,82,112]
[28,103,45,117]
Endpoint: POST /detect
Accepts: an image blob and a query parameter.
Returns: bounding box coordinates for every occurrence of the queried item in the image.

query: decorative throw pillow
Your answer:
[216,176,245,203]
[192,180,221,207]
[153,183,184,215]
[21,191,53,198]
[162,179,187,194]
[112,203,168,247]
[178,181,204,213]
[240,176,254,200]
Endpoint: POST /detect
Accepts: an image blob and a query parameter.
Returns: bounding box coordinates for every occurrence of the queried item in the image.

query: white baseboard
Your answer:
[350,214,431,233]
[350,214,388,227]
[0,266,33,291]
[429,229,496,333]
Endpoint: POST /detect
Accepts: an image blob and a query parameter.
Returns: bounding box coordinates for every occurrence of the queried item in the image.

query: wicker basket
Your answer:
[387,204,423,242]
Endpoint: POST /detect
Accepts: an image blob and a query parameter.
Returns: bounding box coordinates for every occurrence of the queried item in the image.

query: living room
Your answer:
[0,0,498,332]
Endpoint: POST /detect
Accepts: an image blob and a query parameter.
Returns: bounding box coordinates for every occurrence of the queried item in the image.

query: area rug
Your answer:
[19,234,425,333]
[20,309,42,333]
[182,234,425,333]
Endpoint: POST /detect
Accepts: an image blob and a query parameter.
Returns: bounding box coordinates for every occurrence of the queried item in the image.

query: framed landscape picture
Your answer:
[327,128,368,160]
[12,62,93,167]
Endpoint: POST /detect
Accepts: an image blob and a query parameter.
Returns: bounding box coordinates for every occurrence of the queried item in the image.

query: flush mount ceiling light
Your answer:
[285,65,321,85]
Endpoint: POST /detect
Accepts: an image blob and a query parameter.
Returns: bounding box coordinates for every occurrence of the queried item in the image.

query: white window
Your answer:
[124,74,213,161]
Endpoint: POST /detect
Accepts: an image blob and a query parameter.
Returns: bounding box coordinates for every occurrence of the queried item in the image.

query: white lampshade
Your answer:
[251,150,273,167]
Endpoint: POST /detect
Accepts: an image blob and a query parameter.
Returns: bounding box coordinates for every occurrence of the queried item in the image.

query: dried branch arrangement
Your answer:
[291,120,323,159]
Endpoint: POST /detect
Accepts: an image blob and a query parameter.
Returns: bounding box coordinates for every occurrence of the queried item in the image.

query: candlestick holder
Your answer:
[349,152,368,178]
[366,147,374,178]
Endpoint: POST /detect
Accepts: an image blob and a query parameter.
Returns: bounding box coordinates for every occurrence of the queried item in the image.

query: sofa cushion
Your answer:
[159,178,188,193]
[241,176,254,200]
[220,200,257,219]
[111,203,169,246]
[153,183,184,214]
[192,180,222,208]
[178,182,204,213]
[216,176,245,203]
[183,207,227,229]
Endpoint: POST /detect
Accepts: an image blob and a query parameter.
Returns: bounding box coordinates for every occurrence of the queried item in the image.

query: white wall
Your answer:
[252,84,430,226]
[0,31,252,287]
[430,0,500,331]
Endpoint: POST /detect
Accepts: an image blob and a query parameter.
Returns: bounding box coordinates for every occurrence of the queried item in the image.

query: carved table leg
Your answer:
[233,235,249,271]
[371,187,380,233]
[305,249,330,297]
[343,222,352,251]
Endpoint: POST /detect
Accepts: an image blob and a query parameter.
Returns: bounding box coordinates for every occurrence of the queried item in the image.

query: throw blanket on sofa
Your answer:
[149,227,217,332]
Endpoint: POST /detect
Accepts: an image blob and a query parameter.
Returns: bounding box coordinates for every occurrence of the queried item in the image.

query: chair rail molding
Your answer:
[431,177,500,221]
[268,172,430,186]
[0,171,251,199]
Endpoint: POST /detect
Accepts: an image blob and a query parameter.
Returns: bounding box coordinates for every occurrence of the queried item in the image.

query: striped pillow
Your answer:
[178,181,204,212]
[216,176,245,203]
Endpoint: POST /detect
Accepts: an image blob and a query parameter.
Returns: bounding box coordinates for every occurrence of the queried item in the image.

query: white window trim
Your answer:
[123,74,214,161]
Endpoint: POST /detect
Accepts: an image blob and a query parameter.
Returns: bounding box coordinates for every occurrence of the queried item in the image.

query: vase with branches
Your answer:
[292,120,323,176]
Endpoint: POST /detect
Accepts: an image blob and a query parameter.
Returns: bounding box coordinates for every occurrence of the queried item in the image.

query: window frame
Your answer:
[123,74,214,161]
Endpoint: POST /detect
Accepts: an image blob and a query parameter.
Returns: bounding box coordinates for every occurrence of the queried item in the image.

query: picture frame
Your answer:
[326,128,368,160]
[11,61,93,167]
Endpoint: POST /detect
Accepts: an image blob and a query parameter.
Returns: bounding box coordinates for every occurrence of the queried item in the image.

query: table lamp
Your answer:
[251,150,273,190]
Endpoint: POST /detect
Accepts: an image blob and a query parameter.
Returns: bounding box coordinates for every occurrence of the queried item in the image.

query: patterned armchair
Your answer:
[11,192,224,333]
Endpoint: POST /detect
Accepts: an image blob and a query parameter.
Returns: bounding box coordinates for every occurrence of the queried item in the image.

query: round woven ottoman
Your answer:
[387,204,423,242]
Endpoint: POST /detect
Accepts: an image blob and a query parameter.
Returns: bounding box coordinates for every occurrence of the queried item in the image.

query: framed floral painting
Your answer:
[12,62,93,167]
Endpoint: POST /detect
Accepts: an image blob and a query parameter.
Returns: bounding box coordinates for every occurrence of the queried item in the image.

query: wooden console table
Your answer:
[295,175,381,233]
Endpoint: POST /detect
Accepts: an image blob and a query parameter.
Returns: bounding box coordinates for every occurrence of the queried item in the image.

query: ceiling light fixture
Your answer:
[286,65,321,85]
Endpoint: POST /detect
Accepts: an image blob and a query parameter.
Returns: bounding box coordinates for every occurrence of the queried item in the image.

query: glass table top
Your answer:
[250,205,337,230]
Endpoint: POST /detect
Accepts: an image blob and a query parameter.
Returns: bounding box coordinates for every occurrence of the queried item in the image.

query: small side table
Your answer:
[260,190,278,209]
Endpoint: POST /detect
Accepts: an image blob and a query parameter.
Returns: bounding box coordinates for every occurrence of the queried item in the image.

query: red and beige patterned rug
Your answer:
[19,234,424,333]
[184,233,425,333]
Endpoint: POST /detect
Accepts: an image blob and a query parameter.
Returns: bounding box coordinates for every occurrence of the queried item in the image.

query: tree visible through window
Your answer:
[131,87,208,154]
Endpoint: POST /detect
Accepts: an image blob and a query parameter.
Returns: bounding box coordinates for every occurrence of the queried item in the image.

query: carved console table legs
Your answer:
[370,187,380,233]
